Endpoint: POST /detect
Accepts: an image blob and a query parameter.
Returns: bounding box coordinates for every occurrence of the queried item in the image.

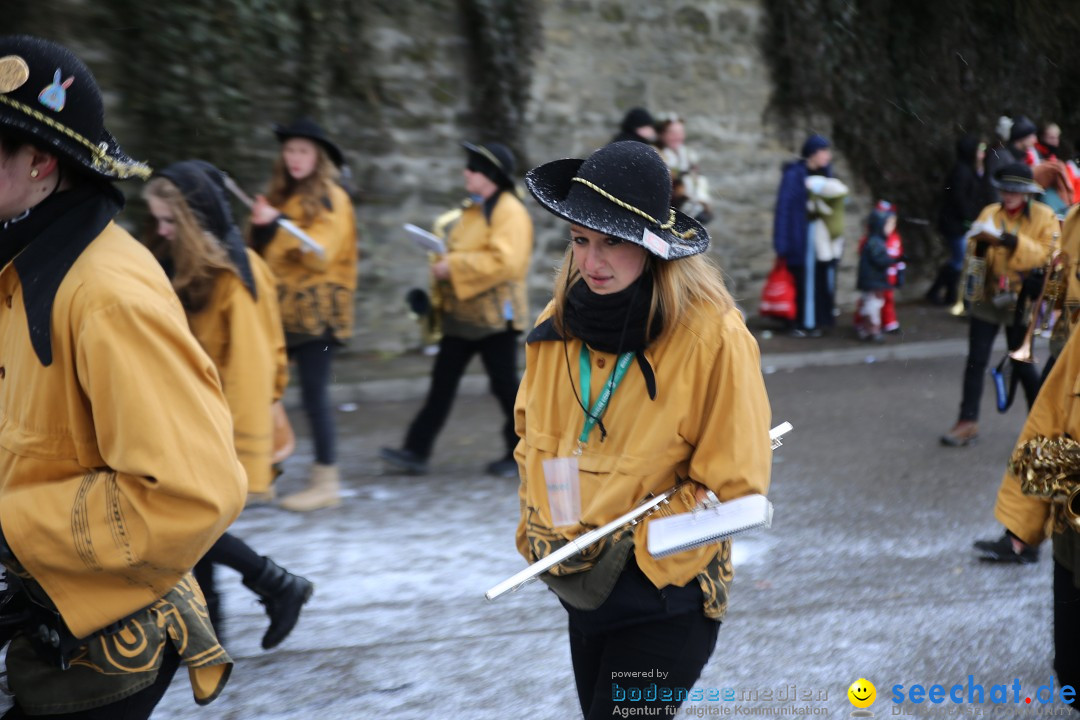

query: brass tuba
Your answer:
[1009,250,1070,363]
[1010,435,1080,533]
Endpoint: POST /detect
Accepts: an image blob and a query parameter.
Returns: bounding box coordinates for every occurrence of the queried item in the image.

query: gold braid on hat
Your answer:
[0,94,151,179]
[571,177,697,240]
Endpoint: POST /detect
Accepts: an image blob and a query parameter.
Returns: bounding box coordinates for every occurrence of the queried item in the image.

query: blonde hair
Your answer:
[143,177,234,313]
[551,235,734,343]
[266,144,341,226]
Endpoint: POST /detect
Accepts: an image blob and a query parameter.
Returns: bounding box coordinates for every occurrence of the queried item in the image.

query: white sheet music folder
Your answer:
[403,223,446,254]
[646,494,773,558]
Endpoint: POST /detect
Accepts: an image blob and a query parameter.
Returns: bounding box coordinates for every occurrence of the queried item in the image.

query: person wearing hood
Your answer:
[771,133,842,336]
[143,161,314,653]
[516,140,772,719]
[609,107,657,145]
[985,116,1039,201]
[380,141,533,478]
[926,134,991,306]
[250,119,358,511]
[0,35,243,717]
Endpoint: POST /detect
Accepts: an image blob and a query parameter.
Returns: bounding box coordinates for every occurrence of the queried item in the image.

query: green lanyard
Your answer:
[577,346,635,447]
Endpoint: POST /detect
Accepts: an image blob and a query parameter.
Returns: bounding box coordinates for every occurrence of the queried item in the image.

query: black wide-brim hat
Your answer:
[526,141,708,259]
[461,141,516,189]
[991,162,1043,194]
[0,35,150,181]
[272,117,345,168]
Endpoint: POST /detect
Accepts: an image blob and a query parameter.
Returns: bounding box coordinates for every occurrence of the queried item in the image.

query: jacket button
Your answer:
[596,357,606,369]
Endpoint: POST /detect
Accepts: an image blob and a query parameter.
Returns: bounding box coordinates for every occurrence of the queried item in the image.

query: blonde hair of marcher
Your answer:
[266,145,341,227]
[143,177,234,313]
[552,239,734,343]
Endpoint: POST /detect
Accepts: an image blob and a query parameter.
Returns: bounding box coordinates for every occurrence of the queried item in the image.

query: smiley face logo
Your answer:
[848,678,876,708]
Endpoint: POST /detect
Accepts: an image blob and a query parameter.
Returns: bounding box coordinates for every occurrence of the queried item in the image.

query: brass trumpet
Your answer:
[1010,435,1080,533]
[1009,250,1070,363]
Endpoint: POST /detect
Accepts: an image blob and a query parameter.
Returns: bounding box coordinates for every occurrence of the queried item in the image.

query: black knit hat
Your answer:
[1009,116,1038,144]
[0,35,150,180]
[991,162,1043,194]
[272,117,345,168]
[526,141,708,259]
[462,141,516,190]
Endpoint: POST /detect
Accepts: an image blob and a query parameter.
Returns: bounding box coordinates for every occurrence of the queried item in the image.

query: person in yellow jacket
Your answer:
[515,141,773,719]
[143,160,314,651]
[0,36,242,717]
[380,141,533,478]
[941,162,1058,447]
[984,323,1080,694]
[250,118,358,511]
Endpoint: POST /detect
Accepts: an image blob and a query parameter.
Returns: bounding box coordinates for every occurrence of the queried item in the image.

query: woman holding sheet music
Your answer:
[249,119,357,511]
[516,140,773,719]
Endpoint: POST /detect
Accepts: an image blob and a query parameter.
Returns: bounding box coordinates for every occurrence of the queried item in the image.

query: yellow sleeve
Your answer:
[448,199,532,301]
[216,281,276,495]
[993,327,1080,544]
[1006,211,1056,271]
[271,188,356,274]
[73,298,245,593]
[684,311,773,501]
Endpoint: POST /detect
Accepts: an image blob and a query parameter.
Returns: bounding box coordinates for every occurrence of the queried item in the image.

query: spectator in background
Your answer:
[854,202,902,342]
[926,135,990,306]
[656,114,713,225]
[985,116,1038,200]
[772,133,841,337]
[610,107,657,145]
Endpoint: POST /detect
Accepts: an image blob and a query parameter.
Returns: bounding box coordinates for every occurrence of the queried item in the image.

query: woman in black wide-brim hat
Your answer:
[0,35,243,717]
[249,118,358,511]
[514,141,773,719]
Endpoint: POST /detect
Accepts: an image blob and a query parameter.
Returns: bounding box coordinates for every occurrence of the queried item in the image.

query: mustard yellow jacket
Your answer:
[441,191,533,336]
[1049,205,1080,357]
[968,201,1058,325]
[0,222,246,639]
[187,249,287,494]
[260,182,358,344]
[515,301,772,619]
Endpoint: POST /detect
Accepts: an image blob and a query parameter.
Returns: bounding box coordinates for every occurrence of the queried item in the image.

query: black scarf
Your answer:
[564,272,663,354]
[1,182,123,365]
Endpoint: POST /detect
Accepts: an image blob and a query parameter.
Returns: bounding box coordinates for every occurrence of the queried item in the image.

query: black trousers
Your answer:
[790,260,837,331]
[958,317,1040,422]
[403,330,520,459]
[564,560,720,719]
[193,532,266,631]
[2,644,180,719]
[1055,560,1080,713]
[291,339,337,465]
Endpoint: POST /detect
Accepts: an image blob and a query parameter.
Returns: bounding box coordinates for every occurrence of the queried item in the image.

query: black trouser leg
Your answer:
[1054,560,1080,712]
[403,335,476,458]
[2,644,181,720]
[292,340,337,465]
[204,532,266,585]
[789,263,809,330]
[814,259,837,328]
[477,330,521,458]
[192,557,220,631]
[1004,322,1042,410]
[959,317,1001,422]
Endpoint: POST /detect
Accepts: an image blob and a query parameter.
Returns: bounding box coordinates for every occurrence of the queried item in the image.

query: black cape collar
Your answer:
[6,184,124,366]
[527,317,657,401]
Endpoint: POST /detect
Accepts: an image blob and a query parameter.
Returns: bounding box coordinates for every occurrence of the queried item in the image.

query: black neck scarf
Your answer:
[564,272,663,354]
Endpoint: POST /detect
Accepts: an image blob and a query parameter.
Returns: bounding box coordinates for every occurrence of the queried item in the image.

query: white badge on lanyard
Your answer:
[542,456,581,527]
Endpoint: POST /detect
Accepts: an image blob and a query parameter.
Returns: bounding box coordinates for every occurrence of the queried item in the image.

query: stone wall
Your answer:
[10,1,870,354]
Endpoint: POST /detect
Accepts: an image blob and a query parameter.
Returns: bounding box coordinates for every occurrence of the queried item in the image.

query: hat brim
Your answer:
[525,158,708,259]
[0,115,149,181]
[273,124,345,168]
[990,177,1043,194]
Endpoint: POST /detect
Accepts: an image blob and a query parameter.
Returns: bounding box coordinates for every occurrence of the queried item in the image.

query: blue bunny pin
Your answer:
[39,68,74,112]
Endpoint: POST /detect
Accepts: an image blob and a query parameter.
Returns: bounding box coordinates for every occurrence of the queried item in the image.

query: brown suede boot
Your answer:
[940,421,978,447]
[278,464,341,512]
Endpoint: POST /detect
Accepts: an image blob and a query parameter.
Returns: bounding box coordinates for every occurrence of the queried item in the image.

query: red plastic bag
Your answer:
[760,258,796,321]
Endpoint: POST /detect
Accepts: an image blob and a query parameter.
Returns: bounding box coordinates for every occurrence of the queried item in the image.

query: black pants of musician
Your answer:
[1054,560,1080,712]
[403,330,519,460]
[958,317,1041,422]
[193,532,266,633]
[790,260,837,331]
[563,559,720,719]
[1,645,180,719]
[291,338,336,465]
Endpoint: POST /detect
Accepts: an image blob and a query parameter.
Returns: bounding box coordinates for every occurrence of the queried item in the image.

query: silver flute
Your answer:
[484,421,792,601]
[221,175,327,260]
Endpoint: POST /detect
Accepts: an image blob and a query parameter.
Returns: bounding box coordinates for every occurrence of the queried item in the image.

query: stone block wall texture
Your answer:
[10,1,870,354]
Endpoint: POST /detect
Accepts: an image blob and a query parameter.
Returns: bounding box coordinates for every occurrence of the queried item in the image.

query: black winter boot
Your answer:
[243,558,314,650]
